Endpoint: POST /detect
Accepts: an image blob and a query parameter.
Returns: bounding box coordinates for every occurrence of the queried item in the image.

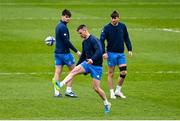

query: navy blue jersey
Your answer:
[55,20,77,54]
[100,22,132,53]
[77,35,103,66]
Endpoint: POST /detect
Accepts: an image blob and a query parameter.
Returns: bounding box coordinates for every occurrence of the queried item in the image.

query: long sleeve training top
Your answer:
[77,35,103,66]
[100,22,132,53]
[55,20,77,54]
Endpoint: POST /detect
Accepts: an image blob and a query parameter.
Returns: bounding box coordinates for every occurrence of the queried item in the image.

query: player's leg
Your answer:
[65,64,78,97]
[107,52,117,99]
[52,53,64,97]
[118,64,127,86]
[56,64,85,89]
[67,64,75,88]
[53,65,63,83]
[52,65,63,97]
[89,65,111,113]
[115,53,127,98]
[108,66,116,99]
[92,78,111,113]
[115,64,127,98]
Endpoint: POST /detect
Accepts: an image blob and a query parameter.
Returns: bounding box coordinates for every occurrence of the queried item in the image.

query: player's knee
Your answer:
[70,67,79,75]
[93,86,98,92]
[55,69,61,75]
[55,71,59,76]
[93,85,99,92]
[121,70,127,75]
[108,71,114,78]
[119,66,127,74]
[120,73,126,79]
[69,70,77,77]
[119,66,127,78]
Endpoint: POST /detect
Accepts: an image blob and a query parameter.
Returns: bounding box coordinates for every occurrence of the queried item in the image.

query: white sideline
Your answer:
[0,71,179,75]
[0,2,180,5]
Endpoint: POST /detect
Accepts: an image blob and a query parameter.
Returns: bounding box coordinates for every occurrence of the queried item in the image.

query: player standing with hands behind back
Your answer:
[100,10,133,99]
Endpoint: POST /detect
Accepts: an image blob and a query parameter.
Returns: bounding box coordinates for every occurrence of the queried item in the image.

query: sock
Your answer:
[53,79,60,95]
[103,99,109,105]
[60,81,65,87]
[66,86,72,93]
[52,78,63,88]
[110,89,115,95]
[54,87,60,95]
[115,85,122,92]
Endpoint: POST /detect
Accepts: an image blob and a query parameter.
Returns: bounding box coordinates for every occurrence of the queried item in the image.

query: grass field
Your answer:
[0,0,180,120]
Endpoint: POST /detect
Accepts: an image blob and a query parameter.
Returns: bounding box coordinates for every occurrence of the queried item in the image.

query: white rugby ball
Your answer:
[44,36,55,46]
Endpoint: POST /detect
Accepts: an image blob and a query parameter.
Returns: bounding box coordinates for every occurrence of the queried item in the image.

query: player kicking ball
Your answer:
[52,24,111,113]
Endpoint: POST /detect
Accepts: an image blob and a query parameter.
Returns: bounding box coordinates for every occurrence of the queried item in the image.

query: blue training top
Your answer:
[55,20,77,54]
[100,22,132,53]
[77,35,103,66]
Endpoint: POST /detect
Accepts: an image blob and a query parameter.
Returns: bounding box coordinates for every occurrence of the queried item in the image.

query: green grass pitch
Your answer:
[0,0,180,119]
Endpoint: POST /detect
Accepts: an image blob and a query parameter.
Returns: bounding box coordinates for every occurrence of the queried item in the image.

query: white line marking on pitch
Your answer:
[129,28,180,33]
[92,28,180,33]
[0,71,179,75]
[0,2,180,5]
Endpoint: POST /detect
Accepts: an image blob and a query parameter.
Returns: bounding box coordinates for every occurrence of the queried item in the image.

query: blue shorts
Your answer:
[80,61,102,80]
[55,53,75,66]
[107,52,126,67]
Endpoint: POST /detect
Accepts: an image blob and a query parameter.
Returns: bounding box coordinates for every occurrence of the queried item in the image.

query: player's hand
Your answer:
[86,59,93,64]
[128,51,133,57]
[103,53,108,59]
[76,51,81,58]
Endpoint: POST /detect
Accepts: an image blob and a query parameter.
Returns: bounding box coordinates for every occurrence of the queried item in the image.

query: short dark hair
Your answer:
[62,9,71,17]
[111,10,119,18]
[77,24,86,31]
